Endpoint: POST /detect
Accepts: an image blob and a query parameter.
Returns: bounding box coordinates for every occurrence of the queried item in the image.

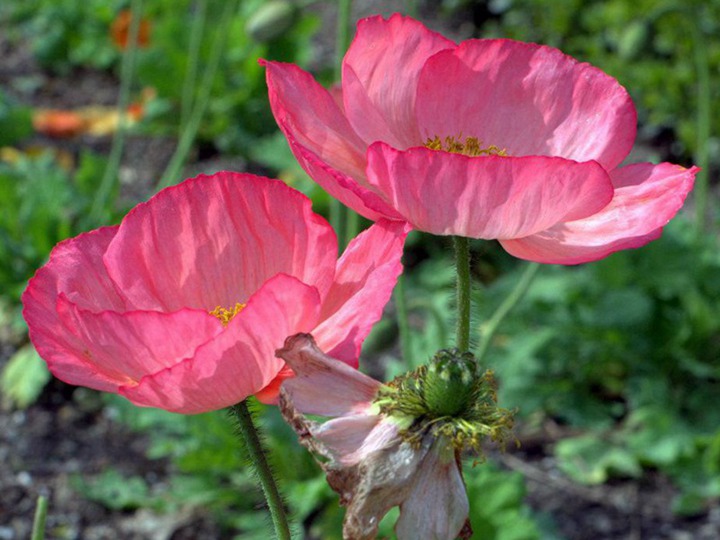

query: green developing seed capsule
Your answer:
[423,348,476,417]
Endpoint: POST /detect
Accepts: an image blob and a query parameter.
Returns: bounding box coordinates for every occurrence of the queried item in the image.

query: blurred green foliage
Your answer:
[0,0,718,536]
[131,0,320,153]
[477,218,720,515]
[3,0,123,72]
[480,0,719,166]
[98,394,545,538]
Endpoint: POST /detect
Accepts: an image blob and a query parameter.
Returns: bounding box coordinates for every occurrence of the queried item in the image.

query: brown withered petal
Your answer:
[277,334,472,540]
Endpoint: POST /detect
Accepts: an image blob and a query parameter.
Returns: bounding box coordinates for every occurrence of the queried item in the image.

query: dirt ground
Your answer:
[2,1,720,539]
[4,376,720,539]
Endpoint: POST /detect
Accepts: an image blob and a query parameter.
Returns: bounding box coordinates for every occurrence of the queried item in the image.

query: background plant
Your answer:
[1,0,717,538]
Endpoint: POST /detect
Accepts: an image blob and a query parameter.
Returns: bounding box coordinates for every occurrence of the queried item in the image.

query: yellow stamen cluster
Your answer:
[209,302,246,326]
[424,135,508,157]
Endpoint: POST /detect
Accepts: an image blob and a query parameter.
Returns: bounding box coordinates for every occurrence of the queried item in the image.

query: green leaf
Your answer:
[464,462,542,540]
[1,344,51,409]
[555,435,642,485]
[75,469,150,511]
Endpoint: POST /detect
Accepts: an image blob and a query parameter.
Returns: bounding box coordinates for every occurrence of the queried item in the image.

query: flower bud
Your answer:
[245,1,297,42]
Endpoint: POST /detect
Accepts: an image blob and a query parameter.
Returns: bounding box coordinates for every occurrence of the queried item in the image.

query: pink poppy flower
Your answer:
[278,334,472,540]
[263,14,697,265]
[22,172,407,414]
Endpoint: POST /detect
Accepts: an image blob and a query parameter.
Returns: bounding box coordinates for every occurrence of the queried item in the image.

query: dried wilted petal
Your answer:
[278,334,472,540]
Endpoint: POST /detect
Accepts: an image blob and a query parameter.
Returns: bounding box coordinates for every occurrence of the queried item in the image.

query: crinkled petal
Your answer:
[263,60,401,221]
[277,333,381,416]
[500,163,697,264]
[313,220,408,364]
[53,295,221,391]
[309,414,383,464]
[120,274,322,413]
[104,172,337,311]
[314,416,400,467]
[23,226,125,315]
[396,440,469,540]
[416,39,636,169]
[262,60,367,181]
[366,143,614,238]
[22,227,128,392]
[342,14,455,148]
[281,127,404,221]
[341,439,432,540]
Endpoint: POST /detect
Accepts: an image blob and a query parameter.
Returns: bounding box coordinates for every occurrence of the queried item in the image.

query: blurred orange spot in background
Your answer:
[32,110,86,138]
[110,10,151,49]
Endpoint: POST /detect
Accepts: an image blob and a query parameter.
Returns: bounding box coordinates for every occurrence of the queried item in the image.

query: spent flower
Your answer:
[278,333,514,540]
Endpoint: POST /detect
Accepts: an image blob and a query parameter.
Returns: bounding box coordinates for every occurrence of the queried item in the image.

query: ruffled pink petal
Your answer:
[395,440,469,540]
[262,60,367,181]
[277,333,381,416]
[104,172,337,311]
[314,416,400,467]
[53,295,221,390]
[366,143,614,238]
[263,60,403,221]
[23,226,125,315]
[342,14,455,149]
[120,274,322,414]
[312,220,408,364]
[22,227,129,392]
[500,163,697,264]
[416,39,636,170]
[281,127,404,221]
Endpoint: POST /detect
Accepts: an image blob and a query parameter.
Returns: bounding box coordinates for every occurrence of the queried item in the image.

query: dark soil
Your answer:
[2,2,720,539]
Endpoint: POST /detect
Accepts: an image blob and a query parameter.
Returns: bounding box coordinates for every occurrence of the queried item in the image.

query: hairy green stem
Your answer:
[453,236,472,352]
[230,401,291,540]
[157,0,237,189]
[690,10,711,237]
[476,262,540,363]
[179,0,207,131]
[31,495,48,540]
[88,0,143,224]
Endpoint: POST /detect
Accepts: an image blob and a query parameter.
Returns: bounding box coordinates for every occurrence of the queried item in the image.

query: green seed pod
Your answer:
[422,348,476,417]
[245,1,297,43]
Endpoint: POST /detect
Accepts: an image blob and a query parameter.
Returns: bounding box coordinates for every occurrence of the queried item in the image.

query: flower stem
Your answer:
[88,0,142,225]
[453,236,472,352]
[476,262,540,363]
[231,400,291,540]
[394,272,412,364]
[179,0,207,131]
[31,495,48,540]
[331,0,354,250]
[157,0,237,190]
[690,9,711,238]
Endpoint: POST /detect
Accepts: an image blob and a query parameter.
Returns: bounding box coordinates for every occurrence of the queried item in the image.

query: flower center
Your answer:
[424,135,508,157]
[373,348,515,454]
[209,302,246,326]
